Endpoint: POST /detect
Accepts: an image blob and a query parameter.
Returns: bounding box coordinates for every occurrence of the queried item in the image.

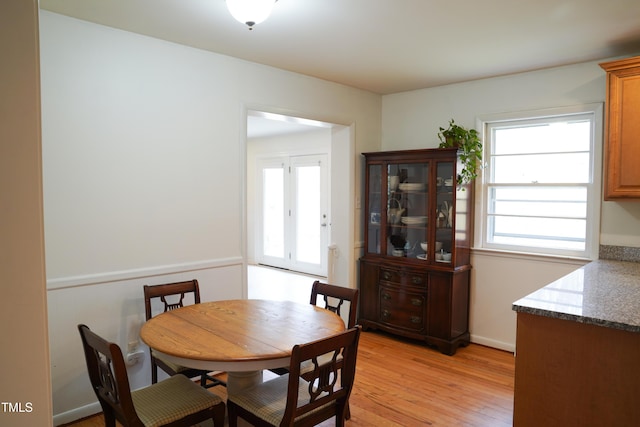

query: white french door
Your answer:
[257,154,328,276]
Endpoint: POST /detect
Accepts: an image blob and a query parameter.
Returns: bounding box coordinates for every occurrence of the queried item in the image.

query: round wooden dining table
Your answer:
[140,299,345,394]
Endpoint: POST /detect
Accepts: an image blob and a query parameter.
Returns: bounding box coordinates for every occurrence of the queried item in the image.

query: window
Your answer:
[476,104,602,259]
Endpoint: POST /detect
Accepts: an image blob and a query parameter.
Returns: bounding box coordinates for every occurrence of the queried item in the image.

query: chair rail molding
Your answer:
[46,257,243,290]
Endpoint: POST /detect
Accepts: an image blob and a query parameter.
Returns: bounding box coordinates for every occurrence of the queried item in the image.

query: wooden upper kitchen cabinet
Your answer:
[600,56,640,200]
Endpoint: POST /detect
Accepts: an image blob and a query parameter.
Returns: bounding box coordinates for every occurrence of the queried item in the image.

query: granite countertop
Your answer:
[512,260,640,333]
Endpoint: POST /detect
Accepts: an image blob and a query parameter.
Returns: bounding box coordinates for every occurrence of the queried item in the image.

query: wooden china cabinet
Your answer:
[359,148,473,355]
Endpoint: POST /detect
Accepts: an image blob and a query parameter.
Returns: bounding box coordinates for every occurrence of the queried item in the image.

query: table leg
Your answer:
[226,370,263,396]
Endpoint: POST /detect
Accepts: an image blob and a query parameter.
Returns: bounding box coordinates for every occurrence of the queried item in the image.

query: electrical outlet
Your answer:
[125,349,145,367]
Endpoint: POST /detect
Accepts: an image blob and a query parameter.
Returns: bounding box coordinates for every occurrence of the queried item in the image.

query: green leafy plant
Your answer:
[438,119,483,185]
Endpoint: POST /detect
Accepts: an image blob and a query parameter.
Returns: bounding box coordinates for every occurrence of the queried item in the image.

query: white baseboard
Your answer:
[53,401,102,426]
[470,334,515,353]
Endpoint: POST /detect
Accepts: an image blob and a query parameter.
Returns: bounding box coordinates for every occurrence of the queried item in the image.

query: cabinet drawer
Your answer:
[379,286,426,332]
[380,267,427,288]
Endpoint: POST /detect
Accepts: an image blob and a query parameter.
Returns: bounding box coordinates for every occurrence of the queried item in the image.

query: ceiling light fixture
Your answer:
[226,0,277,30]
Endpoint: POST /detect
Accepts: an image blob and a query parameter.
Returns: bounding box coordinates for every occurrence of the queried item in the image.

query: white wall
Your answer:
[1,2,52,426]
[40,11,381,424]
[382,59,640,351]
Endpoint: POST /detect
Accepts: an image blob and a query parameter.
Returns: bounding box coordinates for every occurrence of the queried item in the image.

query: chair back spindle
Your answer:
[160,293,186,311]
[310,280,359,328]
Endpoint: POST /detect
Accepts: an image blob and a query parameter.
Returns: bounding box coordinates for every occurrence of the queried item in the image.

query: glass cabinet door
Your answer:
[366,164,382,255]
[387,161,429,259]
[434,160,455,264]
[363,148,470,269]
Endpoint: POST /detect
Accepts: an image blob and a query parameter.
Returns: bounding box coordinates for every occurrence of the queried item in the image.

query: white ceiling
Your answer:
[247,111,332,138]
[40,0,640,95]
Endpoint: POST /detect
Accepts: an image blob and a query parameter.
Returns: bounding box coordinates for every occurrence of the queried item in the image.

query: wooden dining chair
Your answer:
[143,280,226,388]
[227,326,362,427]
[310,280,359,329]
[308,280,359,420]
[270,280,359,377]
[77,324,225,427]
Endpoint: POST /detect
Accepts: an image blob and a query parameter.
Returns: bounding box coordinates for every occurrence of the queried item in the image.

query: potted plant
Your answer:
[438,119,483,186]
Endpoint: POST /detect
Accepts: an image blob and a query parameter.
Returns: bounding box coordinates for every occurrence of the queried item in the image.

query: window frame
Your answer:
[474,104,603,260]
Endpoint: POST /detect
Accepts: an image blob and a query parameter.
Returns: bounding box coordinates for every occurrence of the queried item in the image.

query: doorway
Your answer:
[245,109,354,286]
[257,154,328,276]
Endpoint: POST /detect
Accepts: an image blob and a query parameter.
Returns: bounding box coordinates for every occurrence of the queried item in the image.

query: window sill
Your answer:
[470,247,591,266]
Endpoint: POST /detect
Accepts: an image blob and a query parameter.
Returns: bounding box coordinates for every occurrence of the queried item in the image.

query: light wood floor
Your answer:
[65,266,514,426]
[65,331,514,427]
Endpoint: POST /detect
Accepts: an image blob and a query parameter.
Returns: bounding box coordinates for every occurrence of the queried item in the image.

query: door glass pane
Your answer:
[295,165,320,264]
[435,161,454,263]
[263,167,284,258]
[367,164,382,254]
[390,162,428,259]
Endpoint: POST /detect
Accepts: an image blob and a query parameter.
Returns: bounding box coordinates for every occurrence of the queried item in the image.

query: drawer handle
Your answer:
[412,276,423,285]
[381,309,390,319]
[410,316,421,324]
[383,271,392,280]
[382,292,391,301]
[411,298,422,306]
